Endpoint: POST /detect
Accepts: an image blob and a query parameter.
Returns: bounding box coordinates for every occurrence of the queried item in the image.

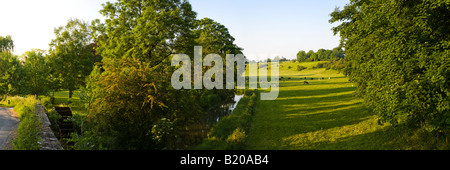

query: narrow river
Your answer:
[170,94,245,149]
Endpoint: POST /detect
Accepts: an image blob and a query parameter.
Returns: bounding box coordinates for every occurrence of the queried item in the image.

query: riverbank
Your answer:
[194,90,258,150]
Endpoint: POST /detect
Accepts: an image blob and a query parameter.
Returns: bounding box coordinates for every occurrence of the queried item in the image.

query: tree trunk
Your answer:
[69,89,73,99]
[68,89,73,104]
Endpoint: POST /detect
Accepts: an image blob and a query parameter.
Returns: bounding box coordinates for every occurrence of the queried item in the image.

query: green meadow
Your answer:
[245,61,440,150]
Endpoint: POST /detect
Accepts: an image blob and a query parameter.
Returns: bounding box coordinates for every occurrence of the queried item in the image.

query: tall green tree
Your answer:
[316,48,327,61]
[0,51,21,97]
[330,0,450,133]
[296,50,306,62]
[48,18,97,100]
[23,49,50,97]
[194,17,243,105]
[0,35,14,53]
[329,47,344,61]
[0,37,26,97]
[194,17,243,55]
[87,0,201,150]
[310,52,318,61]
[84,0,244,150]
[306,50,315,61]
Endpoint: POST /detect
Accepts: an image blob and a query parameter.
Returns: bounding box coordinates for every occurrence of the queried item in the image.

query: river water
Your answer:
[170,94,244,149]
[217,94,244,122]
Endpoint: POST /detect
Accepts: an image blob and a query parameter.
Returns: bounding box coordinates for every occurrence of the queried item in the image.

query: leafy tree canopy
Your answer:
[48,18,98,99]
[330,0,450,132]
[0,35,14,53]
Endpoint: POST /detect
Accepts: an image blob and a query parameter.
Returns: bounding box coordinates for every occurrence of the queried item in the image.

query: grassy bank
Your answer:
[195,90,258,150]
[7,96,41,150]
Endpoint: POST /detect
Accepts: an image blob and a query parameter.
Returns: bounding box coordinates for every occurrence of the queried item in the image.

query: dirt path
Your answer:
[0,107,18,150]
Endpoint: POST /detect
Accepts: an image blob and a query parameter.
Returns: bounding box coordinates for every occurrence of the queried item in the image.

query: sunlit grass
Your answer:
[281,115,386,149]
[246,61,394,150]
[52,90,80,105]
[50,90,85,115]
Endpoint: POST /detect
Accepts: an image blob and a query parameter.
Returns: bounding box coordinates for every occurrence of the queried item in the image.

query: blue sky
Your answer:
[0,0,349,61]
[190,0,349,61]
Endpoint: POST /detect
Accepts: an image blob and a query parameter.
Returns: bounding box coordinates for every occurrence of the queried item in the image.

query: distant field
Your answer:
[46,90,85,115]
[246,61,402,150]
[52,90,80,105]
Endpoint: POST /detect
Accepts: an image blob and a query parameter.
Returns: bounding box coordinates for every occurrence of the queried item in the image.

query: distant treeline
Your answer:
[296,47,344,62]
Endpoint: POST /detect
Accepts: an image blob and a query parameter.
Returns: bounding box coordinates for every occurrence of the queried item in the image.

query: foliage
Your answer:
[226,128,247,150]
[297,47,344,62]
[48,18,99,99]
[46,109,62,136]
[23,49,51,97]
[88,58,173,149]
[39,96,52,110]
[12,96,38,119]
[1,37,59,98]
[194,17,243,55]
[0,35,14,52]
[312,59,347,73]
[297,65,307,71]
[0,50,25,96]
[69,131,107,150]
[330,0,450,134]
[87,0,190,149]
[1,47,56,97]
[76,0,244,150]
[195,91,258,150]
[12,96,40,150]
[151,118,174,145]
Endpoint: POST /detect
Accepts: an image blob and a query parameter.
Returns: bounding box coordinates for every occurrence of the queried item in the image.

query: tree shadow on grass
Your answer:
[278,100,371,135]
[304,126,395,150]
[277,86,357,99]
[278,81,352,89]
[250,85,383,149]
[278,106,391,150]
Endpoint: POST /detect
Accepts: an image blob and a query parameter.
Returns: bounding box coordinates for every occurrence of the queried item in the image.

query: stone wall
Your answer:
[35,104,63,150]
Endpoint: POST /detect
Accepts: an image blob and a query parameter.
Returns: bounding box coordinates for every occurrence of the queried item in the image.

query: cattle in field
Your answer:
[304,81,309,85]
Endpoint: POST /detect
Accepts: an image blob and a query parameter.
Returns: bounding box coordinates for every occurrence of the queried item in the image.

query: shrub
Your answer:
[69,131,108,150]
[50,96,55,105]
[12,96,37,119]
[13,111,41,150]
[317,63,325,68]
[47,109,62,135]
[226,128,247,150]
[11,96,41,150]
[297,65,307,71]
[40,96,52,110]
